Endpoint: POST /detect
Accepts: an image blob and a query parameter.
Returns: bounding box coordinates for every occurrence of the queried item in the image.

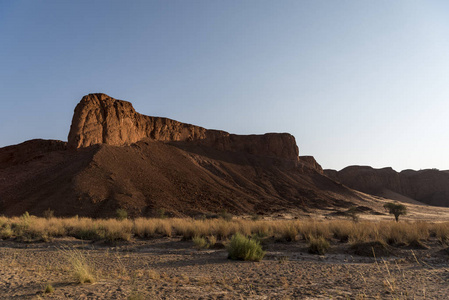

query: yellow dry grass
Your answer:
[1,214,448,246]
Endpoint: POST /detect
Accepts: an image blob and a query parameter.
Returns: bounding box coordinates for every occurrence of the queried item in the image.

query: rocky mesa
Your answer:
[68,93,299,162]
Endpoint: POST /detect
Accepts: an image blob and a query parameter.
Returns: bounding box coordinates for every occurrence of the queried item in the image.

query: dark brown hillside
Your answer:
[0,138,367,218]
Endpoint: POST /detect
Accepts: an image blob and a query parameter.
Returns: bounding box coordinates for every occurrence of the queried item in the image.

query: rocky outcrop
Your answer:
[299,156,323,173]
[68,93,299,161]
[325,166,449,207]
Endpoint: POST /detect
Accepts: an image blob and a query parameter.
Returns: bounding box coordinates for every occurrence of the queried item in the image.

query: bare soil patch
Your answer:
[1,236,449,299]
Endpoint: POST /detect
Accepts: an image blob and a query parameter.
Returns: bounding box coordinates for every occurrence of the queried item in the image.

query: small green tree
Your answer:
[383,202,407,222]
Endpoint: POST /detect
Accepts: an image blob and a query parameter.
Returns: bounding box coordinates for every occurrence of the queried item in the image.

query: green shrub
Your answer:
[308,236,330,255]
[192,236,208,249]
[116,209,128,220]
[227,233,265,261]
[44,283,54,293]
[0,224,13,239]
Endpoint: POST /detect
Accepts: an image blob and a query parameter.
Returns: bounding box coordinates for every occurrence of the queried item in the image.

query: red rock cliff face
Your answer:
[68,93,300,161]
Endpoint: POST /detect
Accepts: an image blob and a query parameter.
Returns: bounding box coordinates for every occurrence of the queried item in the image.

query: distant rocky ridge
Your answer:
[68,93,300,162]
[325,166,449,207]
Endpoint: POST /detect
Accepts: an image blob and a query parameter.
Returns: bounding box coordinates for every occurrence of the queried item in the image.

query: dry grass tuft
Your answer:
[308,236,330,255]
[61,248,96,284]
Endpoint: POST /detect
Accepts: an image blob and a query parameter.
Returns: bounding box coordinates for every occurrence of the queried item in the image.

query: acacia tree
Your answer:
[383,202,407,222]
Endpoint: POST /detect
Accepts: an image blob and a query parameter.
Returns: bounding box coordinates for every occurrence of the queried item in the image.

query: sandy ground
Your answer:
[1,236,449,299]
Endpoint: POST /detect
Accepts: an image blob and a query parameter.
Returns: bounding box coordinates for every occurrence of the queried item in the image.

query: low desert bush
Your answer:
[192,234,217,249]
[227,233,265,261]
[308,236,330,255]
[43,283,54,293]
[192,236,208,249]
[116,208,128,220]
[0,224,13,239]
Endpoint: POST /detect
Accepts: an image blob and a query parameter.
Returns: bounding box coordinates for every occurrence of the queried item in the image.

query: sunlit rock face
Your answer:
[68,93,300,161]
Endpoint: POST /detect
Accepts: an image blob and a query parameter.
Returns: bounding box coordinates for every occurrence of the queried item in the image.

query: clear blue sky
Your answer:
[1,1,448,171]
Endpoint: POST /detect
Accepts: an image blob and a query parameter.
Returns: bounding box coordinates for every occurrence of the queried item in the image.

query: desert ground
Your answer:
[2,212,449,299]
